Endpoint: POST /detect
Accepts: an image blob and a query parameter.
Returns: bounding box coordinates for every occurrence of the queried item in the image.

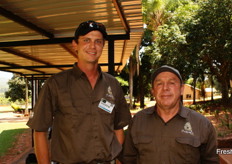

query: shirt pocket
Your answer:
[175,137,201,163]
[176,137,201,147]
[55,106,85,131]
[133,135,153,155]
[97,104,114,129]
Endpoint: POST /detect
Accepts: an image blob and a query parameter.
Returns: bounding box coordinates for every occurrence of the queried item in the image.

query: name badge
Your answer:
[98,98,115,113]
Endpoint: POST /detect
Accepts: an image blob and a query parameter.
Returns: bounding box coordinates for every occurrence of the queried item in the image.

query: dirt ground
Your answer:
[206,112,232,148]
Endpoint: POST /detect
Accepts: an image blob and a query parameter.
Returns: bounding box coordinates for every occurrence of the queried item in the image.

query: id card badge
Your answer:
[98,98,115,113]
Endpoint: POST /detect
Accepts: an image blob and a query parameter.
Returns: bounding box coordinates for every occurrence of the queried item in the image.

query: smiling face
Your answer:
[152,72,184,111]
[72,30,104,64]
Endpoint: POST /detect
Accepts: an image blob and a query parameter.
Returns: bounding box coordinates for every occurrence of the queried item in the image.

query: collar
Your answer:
[72,62,102,79]
[72,62,83,78]
[143,103,189,119]
[178,103,189,119]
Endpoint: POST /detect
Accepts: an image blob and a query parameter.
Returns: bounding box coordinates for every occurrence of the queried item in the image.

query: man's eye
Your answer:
[156,83,162,86]
[96,40,103,44]
[84,38,90,42]
[169,81,177,85]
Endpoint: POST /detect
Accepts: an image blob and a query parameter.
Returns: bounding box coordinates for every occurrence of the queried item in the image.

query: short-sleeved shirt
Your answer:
[27,63,131,163]
[123,104,219,164]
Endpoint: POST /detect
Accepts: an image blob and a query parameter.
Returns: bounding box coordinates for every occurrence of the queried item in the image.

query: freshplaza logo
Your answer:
[216,149,232,155]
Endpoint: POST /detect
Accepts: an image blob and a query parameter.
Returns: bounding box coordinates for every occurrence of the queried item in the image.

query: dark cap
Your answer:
[74,20,108,40]
[151,65,183,86]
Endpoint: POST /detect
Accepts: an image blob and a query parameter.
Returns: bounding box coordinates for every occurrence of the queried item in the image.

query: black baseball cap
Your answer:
[74,20,108,40]
[151,65,183,86]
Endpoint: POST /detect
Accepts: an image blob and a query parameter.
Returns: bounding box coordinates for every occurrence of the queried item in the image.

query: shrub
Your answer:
[11,103,25,113]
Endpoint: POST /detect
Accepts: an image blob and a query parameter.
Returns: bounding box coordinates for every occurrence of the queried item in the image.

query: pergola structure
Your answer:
[0,0,143,79]
[0,0,143,109]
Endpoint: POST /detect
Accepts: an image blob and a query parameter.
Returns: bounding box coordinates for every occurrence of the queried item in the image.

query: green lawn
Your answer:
[0,128,27,157]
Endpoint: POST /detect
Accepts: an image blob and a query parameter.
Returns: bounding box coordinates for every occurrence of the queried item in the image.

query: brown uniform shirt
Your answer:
[123,105,219,164]
[27,64,131,163]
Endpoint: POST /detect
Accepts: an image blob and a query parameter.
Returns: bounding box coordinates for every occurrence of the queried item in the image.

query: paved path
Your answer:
[0,111,29,123]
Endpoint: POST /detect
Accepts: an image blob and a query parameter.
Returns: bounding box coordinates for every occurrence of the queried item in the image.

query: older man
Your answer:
[123,65,219,164]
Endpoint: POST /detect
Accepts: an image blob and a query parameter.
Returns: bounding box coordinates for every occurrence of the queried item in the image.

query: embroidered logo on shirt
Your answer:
[106,86,115,100]
[181,122,194,135]
[29,111,34,118]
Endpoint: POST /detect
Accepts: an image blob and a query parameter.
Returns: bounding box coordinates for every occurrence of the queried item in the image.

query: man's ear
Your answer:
[180,84,185,95]
[151,88,154,97]
[72,40,78,58]
[72,40,78,51]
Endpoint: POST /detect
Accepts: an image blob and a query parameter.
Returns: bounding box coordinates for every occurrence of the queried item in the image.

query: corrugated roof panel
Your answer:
[0,0,143,77]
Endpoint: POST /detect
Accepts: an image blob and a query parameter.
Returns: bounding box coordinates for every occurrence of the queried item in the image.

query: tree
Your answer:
[142,0,232,106]
[5,74,29,102]
[147,0,199,78]
[143,0,208,104]
[133,0,188,108]
[142,0,198,74]
[143,0,186,33]
[186,0,232,105]
[125,0,231,107]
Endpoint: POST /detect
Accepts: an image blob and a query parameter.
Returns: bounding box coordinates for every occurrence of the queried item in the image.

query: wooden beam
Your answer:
[0,34,130,48]
[112,0,130,33]
[0,48,64,71]
[0,60,45,74]
[0,6,54,38]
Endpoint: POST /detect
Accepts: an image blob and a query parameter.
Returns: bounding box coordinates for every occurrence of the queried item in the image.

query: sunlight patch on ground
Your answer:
[0,122,28,134]
[0,105,28,134]
[0,106,14,112]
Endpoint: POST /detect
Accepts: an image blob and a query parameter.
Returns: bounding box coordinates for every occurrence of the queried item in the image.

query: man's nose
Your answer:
[90,41,96,48]
[163,83,169,90]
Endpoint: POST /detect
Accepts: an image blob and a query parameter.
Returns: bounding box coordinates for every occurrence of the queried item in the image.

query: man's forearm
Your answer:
[34,131,50,164]
[114,129,125,164]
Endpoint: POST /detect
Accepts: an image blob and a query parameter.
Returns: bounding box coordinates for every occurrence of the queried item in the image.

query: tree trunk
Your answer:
[219,77,229,105]
[193,77,196,104]
[211,75,214,101]
[25,77,29,116]
[129,56,133,109]
[139,66,145,109]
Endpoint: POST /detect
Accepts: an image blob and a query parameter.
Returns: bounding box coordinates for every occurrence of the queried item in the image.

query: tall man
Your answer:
[123,65,219,164]
[27,20,131,164]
